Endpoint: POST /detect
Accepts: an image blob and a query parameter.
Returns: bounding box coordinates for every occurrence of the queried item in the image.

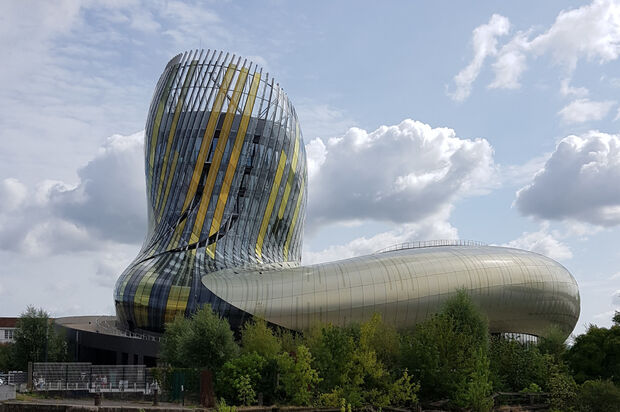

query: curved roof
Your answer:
[202,245,580,337]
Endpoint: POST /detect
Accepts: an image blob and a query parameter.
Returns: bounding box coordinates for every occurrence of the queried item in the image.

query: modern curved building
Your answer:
[113,49,580,339]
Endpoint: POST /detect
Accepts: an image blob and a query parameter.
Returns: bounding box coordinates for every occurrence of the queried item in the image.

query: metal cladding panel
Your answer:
[114,50,307,332]
[114,50,579,338]
[201,246,580,338]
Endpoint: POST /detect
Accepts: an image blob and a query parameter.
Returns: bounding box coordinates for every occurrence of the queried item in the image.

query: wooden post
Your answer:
[200,370,216,407]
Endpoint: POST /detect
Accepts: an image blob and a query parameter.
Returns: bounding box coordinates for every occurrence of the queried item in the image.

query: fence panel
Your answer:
[32,363,152,393]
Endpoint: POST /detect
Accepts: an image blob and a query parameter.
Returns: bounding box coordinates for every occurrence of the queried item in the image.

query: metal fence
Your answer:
[32,363,156,393]
[375,239,487,254]
[0,371,27,386]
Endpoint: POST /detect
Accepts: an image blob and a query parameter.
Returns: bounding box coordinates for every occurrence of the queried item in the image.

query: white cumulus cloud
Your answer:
[515,131,620,226]
[558,99,616,123]
[0,131,146,255]
[503,224,572,261]
[303,208,458,265]
[306,119,496,229]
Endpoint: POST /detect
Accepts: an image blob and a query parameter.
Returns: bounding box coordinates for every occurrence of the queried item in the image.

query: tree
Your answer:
[443,290,489,352]
[489,335,549,392]
[401,290,490,405]
[276,344,321,405]
[359,313,400,370]
[305,323,356,393]
[455,348,493,412]
[577,380,620,412]
[217,353,267,405]
[240,318,281,359]
[566,319,620,384]
[537,326,568,363]
[14,306,67,369]
[160,304,238,370]
[0,343,17,371]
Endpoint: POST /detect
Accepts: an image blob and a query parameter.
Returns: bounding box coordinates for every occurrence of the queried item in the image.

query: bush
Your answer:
[216,352,267,405]
[548,370,578,412]
[577,380,620,412]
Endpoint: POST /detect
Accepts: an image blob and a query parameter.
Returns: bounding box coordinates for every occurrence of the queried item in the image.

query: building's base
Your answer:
[54,316,160,366]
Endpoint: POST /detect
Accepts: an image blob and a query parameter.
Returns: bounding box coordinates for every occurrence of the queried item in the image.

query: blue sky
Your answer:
[1,0,619,335]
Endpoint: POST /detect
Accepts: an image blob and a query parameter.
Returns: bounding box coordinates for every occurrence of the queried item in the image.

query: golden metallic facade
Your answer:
[203,245,580,337]
[114,50,580,338]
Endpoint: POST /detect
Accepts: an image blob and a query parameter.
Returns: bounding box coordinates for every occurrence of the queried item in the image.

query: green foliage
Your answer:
[613,311,620,326]
[305,315,416,408]
[359,313,400,369]
[0,343,17,371]
[389,370,419,407]
[566,321,620,384]
[160,316,191,367]
[454,348,493,412]
[234,374,256,406]
[538,326,568,363]
[14,306,68,369]
[276,344,321,405]
[577,379,620,412]
[520,382,542,393]
[305,323,356,393]
[279,328,301,354]
[443,290,489,351]
[401,291,489,404]
[548,369,578,412]
[215,398,237,412]
[489,335,549,392]
[216,352,266,405]
[314,388,345,407]
[240,318,281,359]
[160,304,238,370]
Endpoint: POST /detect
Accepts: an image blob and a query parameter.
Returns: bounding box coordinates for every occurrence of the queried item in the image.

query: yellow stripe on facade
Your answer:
[166,63,237,250]
[163,250,195,324]
[149,66,179,179]
[155,60,198,214]
[158,151,179,222]
[256,151,287,259]
[206,242,216,258]
[181,63,237,213]
[284,177,305,260]
[133,264,160,328]
[277,134,300,219]
[208,71,261,238]
[189,66,250,244]
[164,286,191,324]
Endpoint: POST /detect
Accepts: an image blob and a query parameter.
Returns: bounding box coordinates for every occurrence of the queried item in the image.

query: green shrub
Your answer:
[215,398,237,412]
[277,344,321,405]
[548,371,577,412]
[577,380,620,412]
[216,352,267,405]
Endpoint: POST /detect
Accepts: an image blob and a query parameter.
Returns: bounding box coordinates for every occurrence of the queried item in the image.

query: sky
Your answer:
[0,0,619,336]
